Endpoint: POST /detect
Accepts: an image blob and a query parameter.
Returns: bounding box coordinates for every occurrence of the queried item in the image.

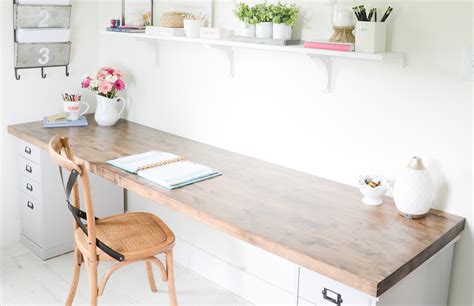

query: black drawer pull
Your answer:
[27,201,34,210]
[322,288,343,305]
[24,146,32,154]
[25,165,32,173]
[26,183,33,192]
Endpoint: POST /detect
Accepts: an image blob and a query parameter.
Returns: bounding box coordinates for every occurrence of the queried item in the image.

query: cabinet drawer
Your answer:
[299,267,374,306]
[21,193,44,247]
[19,156,41,182]
[21,175,42,201]
[15,5,71,28]
[15,42,71,68]
[19,139,40,164]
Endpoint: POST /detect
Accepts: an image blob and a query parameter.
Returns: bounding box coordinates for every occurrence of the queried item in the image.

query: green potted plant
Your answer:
[234,3,258,37]
[254,3,273,38]
[271,2,299,40]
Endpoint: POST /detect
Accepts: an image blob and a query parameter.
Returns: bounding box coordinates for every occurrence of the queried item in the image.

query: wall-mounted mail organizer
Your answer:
[13,0,72,80]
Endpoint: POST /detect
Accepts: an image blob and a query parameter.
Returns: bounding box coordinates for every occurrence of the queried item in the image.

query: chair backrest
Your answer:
[48,135,98,258]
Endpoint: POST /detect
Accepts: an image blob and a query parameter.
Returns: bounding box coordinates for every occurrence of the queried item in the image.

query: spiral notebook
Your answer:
[107,151,221,189]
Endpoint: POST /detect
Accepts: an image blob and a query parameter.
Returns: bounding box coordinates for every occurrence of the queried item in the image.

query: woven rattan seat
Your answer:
[75,212,175,261]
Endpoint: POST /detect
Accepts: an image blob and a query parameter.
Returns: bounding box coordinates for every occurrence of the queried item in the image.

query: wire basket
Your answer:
[160,12,185,28]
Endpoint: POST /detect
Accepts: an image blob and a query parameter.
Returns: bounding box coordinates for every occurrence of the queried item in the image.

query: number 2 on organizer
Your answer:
[38,48,50,65]
[38,9,50,27]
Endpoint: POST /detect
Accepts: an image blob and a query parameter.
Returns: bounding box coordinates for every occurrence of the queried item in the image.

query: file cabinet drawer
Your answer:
[21,175,42,200]
[19,139,40,164]
[21,193,44,247]
[299,267,374,306]
[15,4,71,28]
[19,156,41,182]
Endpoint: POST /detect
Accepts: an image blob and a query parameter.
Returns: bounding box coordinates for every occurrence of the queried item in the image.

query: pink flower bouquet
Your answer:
[81,67,126,98]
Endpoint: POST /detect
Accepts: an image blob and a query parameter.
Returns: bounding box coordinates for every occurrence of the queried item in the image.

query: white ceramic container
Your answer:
[394,157,434,218]
[63,101,89,121]
[272,23,292,40]
[94,95,126,126]
[183,19,205,38]
[238,22,256,37]
[256,22,272,38]
[332,6,354,27]
[357,175,390,206]
[355,21,386,53]
[16,28,70,43]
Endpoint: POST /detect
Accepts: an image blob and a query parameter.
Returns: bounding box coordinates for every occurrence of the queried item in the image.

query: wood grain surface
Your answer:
[8,115,465,297]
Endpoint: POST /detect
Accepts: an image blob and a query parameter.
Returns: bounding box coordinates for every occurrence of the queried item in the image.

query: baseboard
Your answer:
[21,234,73,260]
[174,237,298,306]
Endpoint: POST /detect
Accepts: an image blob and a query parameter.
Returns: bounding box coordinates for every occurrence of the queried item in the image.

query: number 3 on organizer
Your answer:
[38,9,50,27]
[38,48,50,65]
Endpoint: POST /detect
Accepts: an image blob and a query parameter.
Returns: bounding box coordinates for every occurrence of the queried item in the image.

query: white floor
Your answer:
[1,242,253,306]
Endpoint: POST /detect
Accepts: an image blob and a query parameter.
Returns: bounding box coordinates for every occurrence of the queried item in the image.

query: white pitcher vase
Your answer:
[94,95,126,126]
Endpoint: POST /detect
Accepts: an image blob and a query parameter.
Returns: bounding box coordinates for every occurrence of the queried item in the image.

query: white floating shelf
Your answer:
[103,31,406,92]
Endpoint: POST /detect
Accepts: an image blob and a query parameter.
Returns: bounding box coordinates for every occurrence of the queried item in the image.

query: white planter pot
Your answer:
[94,95,126,126]
[272,23,292,40]
[256,22,272,38]
[393,157,434,218]
[183,19,204,38]
[238,22,256,37]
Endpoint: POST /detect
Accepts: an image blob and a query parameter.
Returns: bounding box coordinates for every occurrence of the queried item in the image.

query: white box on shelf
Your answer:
[355,21,386,53]
[16,28,70,43]
[145,26,185,37]
[200,27,229,40]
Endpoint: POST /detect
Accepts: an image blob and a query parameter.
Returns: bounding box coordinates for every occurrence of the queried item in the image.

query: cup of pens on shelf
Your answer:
[353,6,393,53]
[62,93,89,121]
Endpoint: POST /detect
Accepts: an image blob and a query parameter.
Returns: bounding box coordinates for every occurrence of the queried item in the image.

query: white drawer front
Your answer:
[21,193,44,247]
[21,175,42,201]
[299,267,374,306]
[19,156,41,182]
[19,139,40,164]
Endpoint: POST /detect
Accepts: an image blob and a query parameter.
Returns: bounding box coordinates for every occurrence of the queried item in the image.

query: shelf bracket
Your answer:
[308,55,333,92]
[205,45,234,78]
[135,38,160,67]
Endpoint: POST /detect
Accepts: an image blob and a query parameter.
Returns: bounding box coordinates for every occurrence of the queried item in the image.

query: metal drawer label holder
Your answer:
[322,288,343,305]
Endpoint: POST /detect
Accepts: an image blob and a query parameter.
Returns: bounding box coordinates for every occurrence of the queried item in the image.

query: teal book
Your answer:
[43,116,88,128]
[107,151,221,190]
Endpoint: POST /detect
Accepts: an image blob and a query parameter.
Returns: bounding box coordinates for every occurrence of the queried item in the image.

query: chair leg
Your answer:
[146,261,158,293]
[85,258,99,306]
[166,251,178,306]
[65,248,82,306]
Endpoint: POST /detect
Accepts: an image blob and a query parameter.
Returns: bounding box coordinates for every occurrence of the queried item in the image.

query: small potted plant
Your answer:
[254,3,273,38]
[271,2,299,40]
[234,3,258,37]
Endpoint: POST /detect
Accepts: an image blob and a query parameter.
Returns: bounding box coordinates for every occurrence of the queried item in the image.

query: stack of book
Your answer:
[303,41,354,52]
[106,26,146,33]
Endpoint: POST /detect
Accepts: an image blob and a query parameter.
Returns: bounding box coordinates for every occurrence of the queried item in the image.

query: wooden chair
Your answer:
[48,135,178,306]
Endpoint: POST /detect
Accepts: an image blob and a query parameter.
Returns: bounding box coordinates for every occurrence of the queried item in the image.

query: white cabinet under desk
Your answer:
[17,138,124,260]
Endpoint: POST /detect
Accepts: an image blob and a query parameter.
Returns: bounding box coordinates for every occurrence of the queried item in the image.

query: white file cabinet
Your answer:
[18,139,124,260]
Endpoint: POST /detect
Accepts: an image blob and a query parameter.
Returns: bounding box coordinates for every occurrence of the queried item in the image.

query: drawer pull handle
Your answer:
[25,165,32,173]
[322,288,343,305]
[27,201,34,210]
[24,146,32,154]
[26,183,33,192]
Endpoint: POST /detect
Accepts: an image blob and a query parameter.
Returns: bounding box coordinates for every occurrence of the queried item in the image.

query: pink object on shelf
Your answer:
[303,41,354,52]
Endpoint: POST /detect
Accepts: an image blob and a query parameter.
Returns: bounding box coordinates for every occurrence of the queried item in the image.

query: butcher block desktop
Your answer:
[8,115,465,301]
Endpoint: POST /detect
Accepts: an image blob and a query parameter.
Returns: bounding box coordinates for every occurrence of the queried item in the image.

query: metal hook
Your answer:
[15,69,21,80]
[41,67,47,78]
[65,65,70,77]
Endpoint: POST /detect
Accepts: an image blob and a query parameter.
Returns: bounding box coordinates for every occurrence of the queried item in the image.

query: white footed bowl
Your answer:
[358,175,391,206]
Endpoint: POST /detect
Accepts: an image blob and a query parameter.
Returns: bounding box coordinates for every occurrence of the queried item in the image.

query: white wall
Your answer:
[99,0,473,305]
[0,0,101,246]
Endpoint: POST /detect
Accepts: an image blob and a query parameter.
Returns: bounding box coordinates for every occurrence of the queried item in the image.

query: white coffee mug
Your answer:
[63,101,89,121]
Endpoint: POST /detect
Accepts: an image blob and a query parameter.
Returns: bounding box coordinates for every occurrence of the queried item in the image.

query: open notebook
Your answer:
[107,151,221,189]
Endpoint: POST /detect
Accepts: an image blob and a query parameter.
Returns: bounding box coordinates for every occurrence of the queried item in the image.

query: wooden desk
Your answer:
[8,115,464,298]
